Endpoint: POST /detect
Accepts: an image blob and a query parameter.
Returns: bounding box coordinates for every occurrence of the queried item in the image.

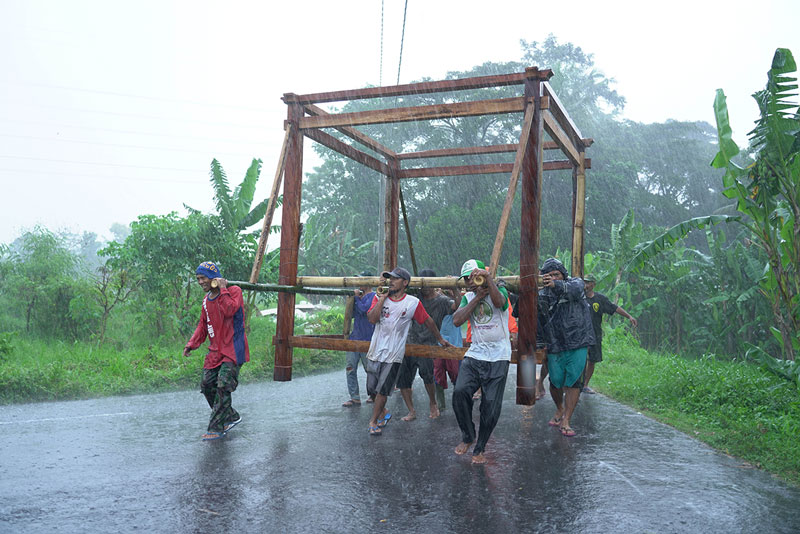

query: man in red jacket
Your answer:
[183,261,250,441]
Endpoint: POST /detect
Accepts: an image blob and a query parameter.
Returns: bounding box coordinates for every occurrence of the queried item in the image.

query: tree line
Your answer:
[0,38,797,379]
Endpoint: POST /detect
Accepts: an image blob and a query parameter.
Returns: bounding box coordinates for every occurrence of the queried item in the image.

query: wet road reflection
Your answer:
[2,370,799,533]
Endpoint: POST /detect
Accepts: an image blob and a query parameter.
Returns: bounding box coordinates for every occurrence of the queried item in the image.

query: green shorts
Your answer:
[547,347,587,389]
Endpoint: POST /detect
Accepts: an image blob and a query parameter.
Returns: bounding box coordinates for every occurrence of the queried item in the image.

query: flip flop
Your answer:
[369,425,382,435]
[548,417,563,427]
[560,427,576,437]
[377,412,392,428]
[224,415,242,432]
[202,431,225,441]
[582,387,596,394]
[342,399,361,407]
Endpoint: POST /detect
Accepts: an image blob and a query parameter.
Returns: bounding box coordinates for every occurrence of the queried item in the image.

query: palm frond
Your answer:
[234,158,262,227]
[209,159,234,228]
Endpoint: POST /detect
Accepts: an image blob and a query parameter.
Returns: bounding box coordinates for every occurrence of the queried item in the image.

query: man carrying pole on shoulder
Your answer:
[451,259,511,464]
[365,267,452,436]
[184,261,250,441]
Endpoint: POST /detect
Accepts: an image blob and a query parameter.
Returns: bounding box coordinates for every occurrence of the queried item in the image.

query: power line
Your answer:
[0,117,269,146]
[28,102,269,130]
[0,167,204,185]
[0,154,201,173]
[396,0,409,85]
[379,0,385,86]
[0,133,262,158]
[0,78,273,114]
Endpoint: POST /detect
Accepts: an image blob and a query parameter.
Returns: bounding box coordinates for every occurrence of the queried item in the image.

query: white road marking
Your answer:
[599,460,644,495]
[0,412,134,425]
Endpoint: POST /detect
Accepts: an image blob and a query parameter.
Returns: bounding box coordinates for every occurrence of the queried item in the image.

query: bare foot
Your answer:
[454,441,473,455]
[429,405,440,419]
[471,453,488,464]
[402,412,417,422]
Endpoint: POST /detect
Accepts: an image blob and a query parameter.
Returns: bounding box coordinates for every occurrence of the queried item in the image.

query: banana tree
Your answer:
[712,48,800,360]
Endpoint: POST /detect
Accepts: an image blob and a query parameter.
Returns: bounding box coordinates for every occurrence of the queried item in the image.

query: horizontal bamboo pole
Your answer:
[296,275,537,291]
[285,335,546,364]
[227,281,357,296]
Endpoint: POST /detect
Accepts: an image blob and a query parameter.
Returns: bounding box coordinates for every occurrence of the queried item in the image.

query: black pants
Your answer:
[452,357,509,456]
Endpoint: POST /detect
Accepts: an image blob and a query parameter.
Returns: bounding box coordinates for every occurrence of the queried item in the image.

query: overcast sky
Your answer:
[1,0,798,246]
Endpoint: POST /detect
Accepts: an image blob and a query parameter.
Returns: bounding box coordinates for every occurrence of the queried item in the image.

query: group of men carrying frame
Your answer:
[254,66,591,407]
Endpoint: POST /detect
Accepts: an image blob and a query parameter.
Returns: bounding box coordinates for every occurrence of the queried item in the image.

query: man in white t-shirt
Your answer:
[365,267,451,436]
[451,259,511,464]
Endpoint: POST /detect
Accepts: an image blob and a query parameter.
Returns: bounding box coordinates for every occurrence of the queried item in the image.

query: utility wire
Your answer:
[0,79,272,113]
[0,117,268,146]
[0,133,259,158]
[379,0,384,86]
[396,0,409,85]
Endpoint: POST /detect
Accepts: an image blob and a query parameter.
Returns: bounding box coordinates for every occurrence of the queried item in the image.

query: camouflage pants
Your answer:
[201,362,240,433]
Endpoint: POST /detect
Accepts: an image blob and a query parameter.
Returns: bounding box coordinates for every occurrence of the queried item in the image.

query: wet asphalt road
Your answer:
[2,368,800,533]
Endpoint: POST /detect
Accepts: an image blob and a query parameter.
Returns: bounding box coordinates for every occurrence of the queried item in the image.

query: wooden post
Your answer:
[516,67,548,406]
[384,158,400,271]
[274,98,304,382]
[399,185,418,276]
[248,124,291,284]
[570,150,587,278]
[343,295,355,337]
[488,102,535,277]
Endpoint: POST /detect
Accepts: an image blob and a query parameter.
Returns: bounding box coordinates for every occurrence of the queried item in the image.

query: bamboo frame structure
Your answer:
[267,66,590,405]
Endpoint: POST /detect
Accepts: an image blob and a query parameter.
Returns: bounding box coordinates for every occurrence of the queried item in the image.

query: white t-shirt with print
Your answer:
[366,294,429,364]
[462,292,511,362]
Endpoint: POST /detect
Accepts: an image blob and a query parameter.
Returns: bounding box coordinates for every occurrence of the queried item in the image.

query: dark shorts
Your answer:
[588,343,603,363]
[396,355,435,388]
[548,347,587,389]
[366,360,401,397]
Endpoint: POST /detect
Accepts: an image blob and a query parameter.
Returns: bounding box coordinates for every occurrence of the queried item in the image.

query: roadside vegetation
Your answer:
[594,329,800,487]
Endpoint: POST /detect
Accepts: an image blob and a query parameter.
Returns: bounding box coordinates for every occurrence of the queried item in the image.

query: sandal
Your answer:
[202,431,225,441]
[342,399,361,407]
[377,412,392,428]
[560,427,576,437]
[369,425,382,435]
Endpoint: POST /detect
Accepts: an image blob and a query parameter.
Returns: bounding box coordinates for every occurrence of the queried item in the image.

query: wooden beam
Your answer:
[516,73,544,406]
[571,152,587,278]
[284,71,538,105]
[384,161,400,272]
[543,111,581,166]
[303,103,397,159]
[303,128,390,176]
[298,97,525,130]
[489,102,535,277]
[542,81,586,151]
[399,163,512,179]
[395,141,567,160]
[248,124,290,284]
[396,160,587,179]
[274,103,304,382]
[543,159,591,171]
[397,144,518,160]
[284,336,544,365]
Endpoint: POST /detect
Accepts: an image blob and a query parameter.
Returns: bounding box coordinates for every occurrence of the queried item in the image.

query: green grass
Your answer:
[0,315,344,404]
[594,329,800,487]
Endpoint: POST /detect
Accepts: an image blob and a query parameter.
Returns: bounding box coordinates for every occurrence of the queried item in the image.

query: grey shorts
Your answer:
[366,360,401,397]
[396,355,435,388]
